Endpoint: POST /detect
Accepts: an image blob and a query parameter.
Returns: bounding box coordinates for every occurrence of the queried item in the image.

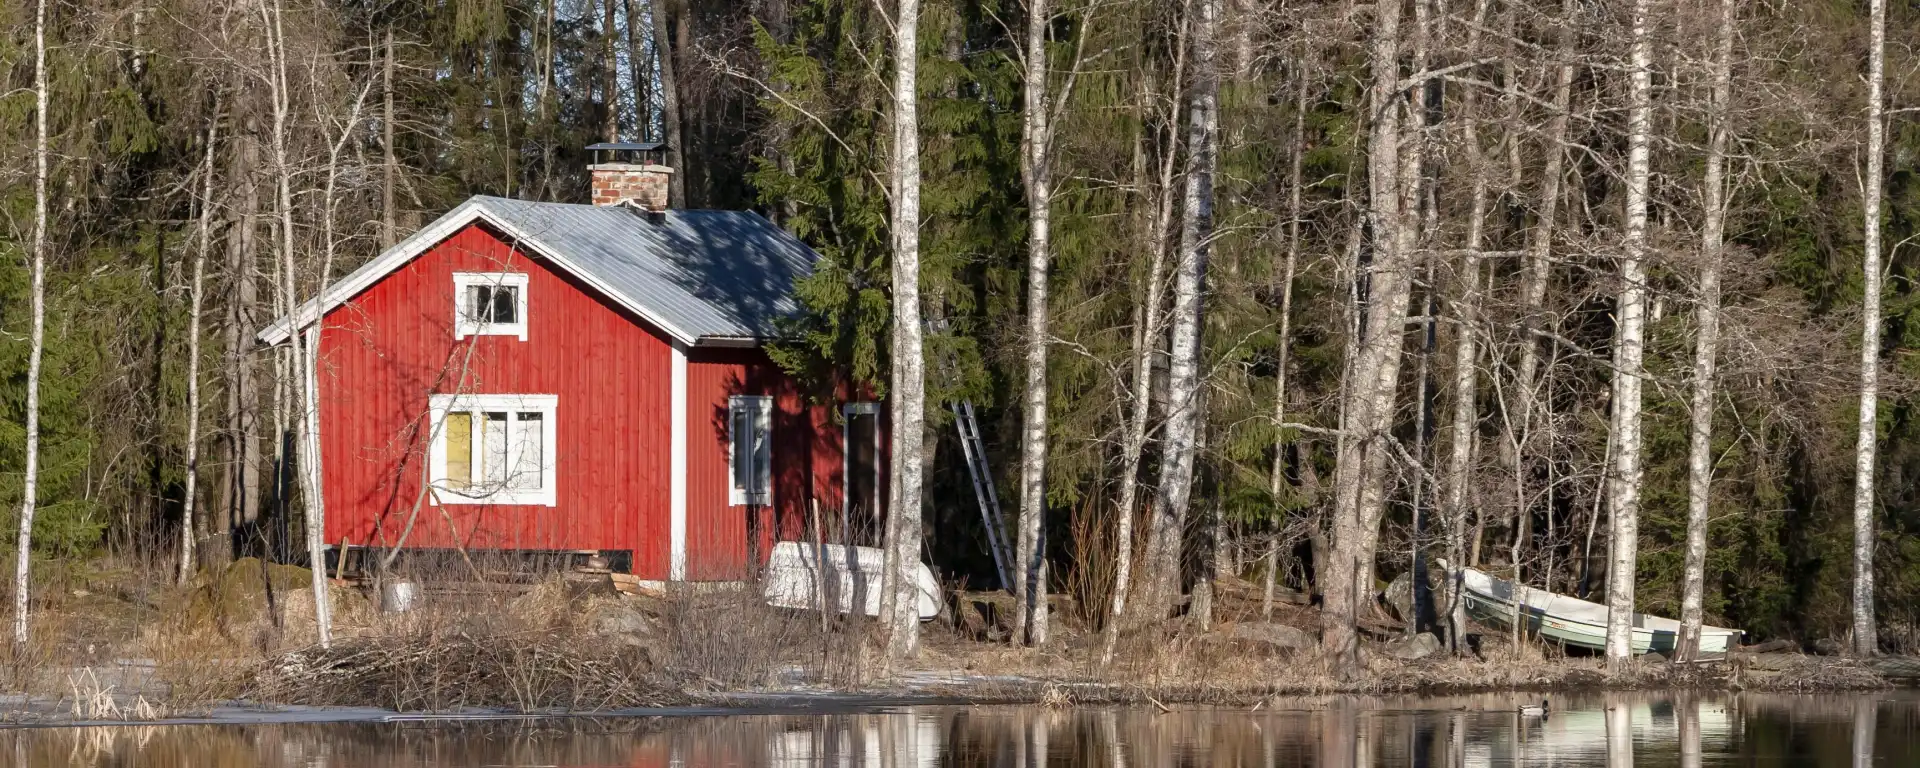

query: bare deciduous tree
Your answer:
[1675,0,1736,665]
[1605,0,1656,672]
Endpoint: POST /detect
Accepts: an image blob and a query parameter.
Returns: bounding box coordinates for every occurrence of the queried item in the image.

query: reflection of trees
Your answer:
[4,693,1915,767]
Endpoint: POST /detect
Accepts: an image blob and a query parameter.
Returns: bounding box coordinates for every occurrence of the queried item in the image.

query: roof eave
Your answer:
[695,335,771,348]
[254,199,707,349]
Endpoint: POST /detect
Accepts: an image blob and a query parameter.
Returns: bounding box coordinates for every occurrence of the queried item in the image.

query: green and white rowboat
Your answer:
[1458,567,1741,655]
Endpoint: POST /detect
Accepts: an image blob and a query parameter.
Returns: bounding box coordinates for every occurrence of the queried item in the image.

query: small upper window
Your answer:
[729,395,773,506]
[454,272,530,340]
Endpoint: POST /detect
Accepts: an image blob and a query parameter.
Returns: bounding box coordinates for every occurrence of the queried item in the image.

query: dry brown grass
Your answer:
[9,551,1900,718]
[898,613,1897,706]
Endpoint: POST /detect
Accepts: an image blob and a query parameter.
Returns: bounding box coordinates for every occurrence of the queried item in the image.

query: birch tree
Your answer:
[1321,0,1415,672]
[179,113,221,585]
[1100,30,1185,663]
[885,0,927,662]
[1143,0,1220,624]
[1605,0,1656,672]
[1675,0,1736,665]
[1850,0,1886,658]
[1013,0,1087,647]
[13,0,51,647]
[259,0,332,647]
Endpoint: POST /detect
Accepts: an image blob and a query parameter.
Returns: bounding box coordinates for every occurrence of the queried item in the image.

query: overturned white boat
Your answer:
[762,541,942,621]
[1458,567,1741,655]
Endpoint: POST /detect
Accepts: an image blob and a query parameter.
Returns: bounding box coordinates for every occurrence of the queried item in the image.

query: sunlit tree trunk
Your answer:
[1322,0,1414,675]
[1101,149,1172,662]
[260,0,332,647]
[1675,0,1735,665]
[1851,0,1886,659]
[1014,0,1056,647]
[1145,0,1220,625]
[1104,20,1187,659]
[885,0,926,663]
[14,0,50,647]
[180,114,221,586]
[1605,0,1655,672]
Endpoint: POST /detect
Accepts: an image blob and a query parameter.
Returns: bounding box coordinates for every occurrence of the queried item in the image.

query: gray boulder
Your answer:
[1383,632,1443,661]
[588,602,658,645]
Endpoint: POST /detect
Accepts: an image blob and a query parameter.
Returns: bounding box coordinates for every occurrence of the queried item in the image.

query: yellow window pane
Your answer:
[445,412,472,489]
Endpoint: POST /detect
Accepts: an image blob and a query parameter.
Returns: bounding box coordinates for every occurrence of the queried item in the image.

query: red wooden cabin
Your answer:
[259,145,886,582]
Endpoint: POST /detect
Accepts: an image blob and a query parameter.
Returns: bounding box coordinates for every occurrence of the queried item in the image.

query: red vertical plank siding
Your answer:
[683,348,842,580]
[314,224,673,578]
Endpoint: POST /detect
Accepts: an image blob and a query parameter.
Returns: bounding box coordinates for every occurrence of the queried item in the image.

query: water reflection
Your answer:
[4,691,1914,766]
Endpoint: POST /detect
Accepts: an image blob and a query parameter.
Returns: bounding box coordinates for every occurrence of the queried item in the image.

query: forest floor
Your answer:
[0,557,1906,725]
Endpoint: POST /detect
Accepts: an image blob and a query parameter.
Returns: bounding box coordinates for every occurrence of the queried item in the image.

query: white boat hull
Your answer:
[1458,568,1740,655]
[762,541,942,621]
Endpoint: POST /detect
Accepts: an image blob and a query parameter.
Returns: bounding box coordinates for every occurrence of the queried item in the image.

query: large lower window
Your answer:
[729,395,772,506]
[429,394,558,506]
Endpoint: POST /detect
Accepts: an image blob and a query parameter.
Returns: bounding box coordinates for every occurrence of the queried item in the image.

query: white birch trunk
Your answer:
[262,0,332,647]
[1322,0,1414,673]
[179,115,220,586]
[1851,0,1886,658]
[1101,42,1185,662]
[1605,0,1655,671]
[14,0,50,647]
[886,0,926,662]
[1146,0,1220,623]
[1676,0,1735,664]
[1014,0,1053,647]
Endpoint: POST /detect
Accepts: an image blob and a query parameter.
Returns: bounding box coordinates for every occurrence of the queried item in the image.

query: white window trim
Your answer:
[728,395,773,507]
[428,393,558,506]
[453,272,530,341]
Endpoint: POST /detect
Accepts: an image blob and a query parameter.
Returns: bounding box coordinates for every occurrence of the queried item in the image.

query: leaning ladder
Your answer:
[924,318,1014,593]
[951,398,1013,593]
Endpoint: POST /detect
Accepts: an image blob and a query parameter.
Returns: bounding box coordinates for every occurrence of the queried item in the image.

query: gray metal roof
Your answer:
[260,196,818,347]
[466,196,815,341]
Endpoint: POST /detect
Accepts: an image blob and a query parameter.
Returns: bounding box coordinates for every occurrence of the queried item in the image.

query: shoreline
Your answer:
[3,651,1908,729]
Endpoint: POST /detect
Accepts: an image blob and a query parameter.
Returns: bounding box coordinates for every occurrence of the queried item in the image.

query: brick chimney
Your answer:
[587,142,673,210]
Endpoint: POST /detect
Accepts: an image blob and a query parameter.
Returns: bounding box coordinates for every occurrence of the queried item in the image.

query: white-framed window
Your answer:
[728,395,773,506]
[428,393,558,506]
[453,272,530,340]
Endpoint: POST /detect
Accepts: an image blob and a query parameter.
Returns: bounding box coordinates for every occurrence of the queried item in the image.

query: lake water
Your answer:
[4,691,1916,766]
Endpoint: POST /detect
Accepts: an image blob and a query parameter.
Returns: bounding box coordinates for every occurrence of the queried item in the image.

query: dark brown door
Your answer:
[845,407,880,546]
